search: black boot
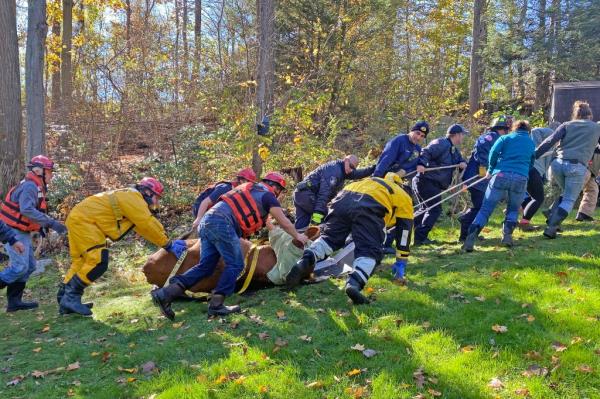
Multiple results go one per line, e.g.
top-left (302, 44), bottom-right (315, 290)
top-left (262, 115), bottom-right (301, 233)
top-left (0, 278), bottom-right (7, 290)
top-left (462, 225), bottom-right (482, 252)
top-left (458, 214), bottom-right (469, 242)
top-left (207, 294), bottom-right (241, 317)
top-left (501, 222), bottom-right (517, 247)
top-left (59, 275), bottom-right (93, 316)
top-left (543, 208), bottom-right (569, 239)
top-left (544, 197), bottom-right (562, 225)
top-left (6, 282), bottom-right (38, 312)
top-left (285, 250), bottom-right (316, 289)
top-left (575, 212), bottom-right (594, 222)
top-left (344, 277), bottom-right (370, 305)
top-left (150, 282), bottom-right (185, 320)
top-left (57, 283), bottom-right (93, 314)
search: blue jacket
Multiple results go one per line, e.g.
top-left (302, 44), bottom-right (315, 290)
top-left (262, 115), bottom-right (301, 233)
top-left (416, 137), bottom-right (466, 188)
top-left (464, 130), bottom-right (501, 191)
top-left (374, 134), bottom-right (421, 177)
top-left (296, 159), bottom-right (375, 215)
top-left (489, 130), bottom-right (535, 177)
top-left (10, 180), bottom-right (54, 227)
top-left (0, 220), bottom-right (17, 245)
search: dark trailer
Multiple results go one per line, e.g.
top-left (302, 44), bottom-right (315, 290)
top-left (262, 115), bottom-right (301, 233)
top-left (551, 81), bottom-right (600, 123)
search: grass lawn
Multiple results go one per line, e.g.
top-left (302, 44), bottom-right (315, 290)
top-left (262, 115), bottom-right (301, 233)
top-left (1, 211), bottom-right (600, 399)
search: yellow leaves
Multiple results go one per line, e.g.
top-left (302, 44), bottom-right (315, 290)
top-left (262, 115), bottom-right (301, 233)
top-left (258, 385), bottom-right (269, 393)
top-left (346, 368), bottom-right (363, 377)
top-left (172, 321), bottom-right (184, 329)
top-left (306, 380), bottom-right (324, 389)
top-left (284, 75), bottom-right (293, 85)
top-left (258, 146), bottom-right (270, 161)
top-left (41, 324), bottom-right (50, 333)
top-left (117, 366), bottom-right (137, 374)
top-left (215, 374), bottom-right (228, 384)
top-left (275, 310), bottom-right (286, 320)
top-left (460, 345), bottom-right (475, 353)
top-left (293, 135), bottom-right (302, 144)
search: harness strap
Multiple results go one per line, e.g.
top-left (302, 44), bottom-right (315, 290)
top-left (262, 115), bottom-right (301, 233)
top-left (164, 248), bottom-right (189, 287)
top-left (370, 177), bottom-right (394, 194)
top-left (108, 192), bottom-right (124, 231)
top-left (237, 245), bottom-right (260, 294)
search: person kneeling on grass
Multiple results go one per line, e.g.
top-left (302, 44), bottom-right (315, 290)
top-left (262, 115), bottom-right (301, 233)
top-left (463, 120), bottom-right (535, 252)
top-left (286, 172), bottom-right (413, 304)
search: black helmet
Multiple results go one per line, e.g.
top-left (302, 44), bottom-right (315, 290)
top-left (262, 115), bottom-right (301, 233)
top-left (490, 115), bottom-right (510, 130)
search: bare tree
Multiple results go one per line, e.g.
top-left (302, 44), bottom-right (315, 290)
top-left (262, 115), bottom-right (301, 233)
top-left (193, 0), bottom-right (201, 78)
top-left (0, 0), bottom-right (23, 195)
top-left (253, 0), bottom-right (275, 175)
top-left (469, 0), bottom-right (486, 116)
top-left (26, 0), bottom-right (48, 159)
top-left (61, 0), bottom-right (73, 114)
top-left (50, 18), bottom-right (61, 112)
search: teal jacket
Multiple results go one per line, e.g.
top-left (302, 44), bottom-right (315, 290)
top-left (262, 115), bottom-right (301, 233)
top-left (489, 130), bottom-right (535, 177)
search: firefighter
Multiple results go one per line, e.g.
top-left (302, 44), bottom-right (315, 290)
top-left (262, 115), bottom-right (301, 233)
top-left (293, 155), bottom-right (374, 230)
top-left (0, 155), bottom-right (67, 312)
top-left (413, 124), bottom-right (467, 245)
top-left (58, 177), bottom-right (187, 316)
top-left (373, 121), bottom-right (428, 178)
top-left (535, 101), bottom-right (600, 238)
top-left (151, 172), bottom-right (308, 319)
top-left (286, 172), bottom-right (414, 305)
top-left (459, 116), bottom-right (511, 240)
top-left (192, 168), bottom-right (257, 229)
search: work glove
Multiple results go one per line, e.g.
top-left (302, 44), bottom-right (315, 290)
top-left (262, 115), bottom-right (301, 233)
top-left (164, 240), bottom-right (187, 259)
top-left (310, 212), bottom-right (325, 225)
top-left (391, 258), bottom-right (407, 281)
top-left (478, 166), bottom-right (487, 177)
top-left (50, 220), bottom-right (67, 235)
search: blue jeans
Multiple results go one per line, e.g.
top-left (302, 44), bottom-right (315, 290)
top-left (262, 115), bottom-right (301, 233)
top-left (0, 229), bottom-right (36, 283)
top-left (550, 158), bottom-right (588, 213)
top-left (172, 212), bottom-right (244, 296)
top-left (473, 172), bottom-right (528, 228)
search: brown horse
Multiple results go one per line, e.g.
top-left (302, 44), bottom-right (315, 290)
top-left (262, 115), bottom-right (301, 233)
top-left (142, 227), bottom-right (319, 293)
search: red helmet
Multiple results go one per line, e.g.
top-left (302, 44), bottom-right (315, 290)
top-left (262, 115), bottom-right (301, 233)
top-left (262, 171), bottom-right (286, 190)
top-left (28, 155), bottom-right (55, 170)
top-left (236, 168), bottom-right (257, 183)
top-left (139, 177), bottom-right (164, 197)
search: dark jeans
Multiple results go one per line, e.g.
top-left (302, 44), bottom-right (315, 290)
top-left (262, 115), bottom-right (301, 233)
top-left (172, 212), bottom-right (244, 296)
top-left (413, 177), bottom-right (443, 242)
top-left (522, 168), bottom-right (545, 220)
top-left (473, 172), bottom-right (528, 228)
top-left (459, 188), bottom-right (485, 238)
top-left (293, 189), bottom-right (315, 230)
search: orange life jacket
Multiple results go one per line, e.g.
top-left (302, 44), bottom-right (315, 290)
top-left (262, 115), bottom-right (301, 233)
top-left (221, 182), bottom-right (268, 237)
top-left (0, 172), bottom-right (47, 232)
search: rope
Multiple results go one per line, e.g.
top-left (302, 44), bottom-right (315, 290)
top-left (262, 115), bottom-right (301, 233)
top-left (413, 174), bottom-right (480, 210)
top-left (414, 176), bottom-right (488, 218)
top-left (403, 163), bottom-right (462, 179)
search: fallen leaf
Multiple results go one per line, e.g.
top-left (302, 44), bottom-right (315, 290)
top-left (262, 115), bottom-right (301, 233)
top-left (522, 364), bottom-right (548, 378)
top-left (215, 374), bottom-right (228, 384)
top-left (66, 362), bottom-right (80, 372)
top-left (32, 347), bottom-right (42, 353)
top-left (351, 343), bottom-right (366, 351)
top-left (461, 345), bottom-right (475, 352)
top-left (347, 368), bottom-right (362, 377)
top-left (234, 375), bottom-right (246, 384)
top-left (41, 325), bottom-right (50, 333)
top-left (491, 271), bottom-right (502, 279)
top-left (428, 388), bottom-right (442, 397)
top-left (521, 303), bottom-right (531, 308)
top-left (594, 349), bottom-right (600, 356)
top-left (515, 388), bottom-right (530, 396)
top-left (527, 314), bottom-right (535, 323)
top-left (102, 352), bottom-right (111, 363)
top-left (141, 361), bottom-right (157, 374)
top-left (365, 287), bottom-right (374, 294)
top-left (551, 342), bottom-right (568, 352)
top-left (117, 366), bottom-right (137, 374)
top-left (571, 336), bottom-right (583, 345)
top-left (474, 296), bottom-right (486, 302)
top-left (276, 310), bottom-right (286, 320)
top-left (274, 337), bottom-right (288, 347)
top-left (127, 377), bottom-right (136, 383)
top-left (524, 351), bottom-right (542, 360)
top-left (488, 377), bottom-right (504, 390)
top-left (306, 380), bottom-right (324, 389)
top-left (172, 322), bottom-right (184, 329)
top-left (413, 368), bottom-right (426, 388)
top-left (229, 321), bottom-right (240, 329)
top-left (6, 375), bottom-right (24, 386)
top-left (576, 364), bottom-right (593, 373)
top-left (258, 332), bottom-right (270, 340)
top-left (258, 385), bottom-right (268, 393)
top-left (421, 321), bottom-right (431, 328)
top-left (72, 380), bottom-right (81, 386)
top-left (196, 374), bottom-right (208, 383)
top-left (492, 325), bottom-right (508, 333)
top-left (157, 336), bottom-right (168, 342)
top-left (31, 370), bottom-right (46, 378)
top-left (362, 349), bottom-right (378, 358)
top-left (298, 335), bottom-right (312, 342)
top-left (91, 352), bottom-right (100, 357)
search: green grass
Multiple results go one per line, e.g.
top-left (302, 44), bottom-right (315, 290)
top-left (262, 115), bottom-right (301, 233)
top-left (1, 211), bottom-right (600, 398)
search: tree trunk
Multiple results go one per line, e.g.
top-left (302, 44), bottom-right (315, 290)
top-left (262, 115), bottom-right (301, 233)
top-left (60, 0), bottom-right (73, 115)
top-left (26, 0), bottom-right (48, 159)
top-left (0, 0), bottom-right (23, 195)
top-left (193, 0), bottom-right (201, 78)
top-left (50, 20), bottom-right (61, 112)
top-left (534, 0), bottom-right (547, 110)
top-left (468, 0), bottom-right (486, 116)
top-left (253, 0), bottom-right (275, 175)
top-left (182, 0), bottom-right (189, 81)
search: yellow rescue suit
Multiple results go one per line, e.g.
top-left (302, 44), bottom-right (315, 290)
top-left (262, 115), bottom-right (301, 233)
top-left (64, 188), bottom-right (169, 284)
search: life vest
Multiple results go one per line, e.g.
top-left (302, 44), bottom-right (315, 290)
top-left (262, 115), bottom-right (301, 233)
top-left (191, 181), bottom-right (231, 217)
top-left (0, 172), bottom-right (47, 232)
top-left (221, 182), bottom-right (269, 237)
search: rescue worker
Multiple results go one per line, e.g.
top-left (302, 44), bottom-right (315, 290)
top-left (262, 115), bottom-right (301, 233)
top-left (58, 177), bottom-right (187, 316)
top-left (192, 168), bottom-right (257, 229)
top-left (372, 121), bottom-right (429, 178)
top-left (286, 172), bottom-right (414, 305)
top-left (535, 101), bottom-right (600, 238)
top-left (463, 120), bottom-right (536, 251)
top-left (0, 156), bottom-right (67, 312)
top-left (575, 146), bottom-right (600, 221)
top-left (459, 116), bottom-right (511, 241)
top-left (518, 123), bottom-right (559, 230)
top-left (413, 124), bottom-right (467, 245)
top-left (293, 155), bottom-right (374, 230)
top-left (151, 172), bottom-right (308, 319)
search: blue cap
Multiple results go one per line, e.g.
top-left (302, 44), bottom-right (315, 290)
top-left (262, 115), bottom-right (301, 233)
top-left (447, 124), bottom-right (469, 135)
top-left (411, 121), bottom-right (430, 136)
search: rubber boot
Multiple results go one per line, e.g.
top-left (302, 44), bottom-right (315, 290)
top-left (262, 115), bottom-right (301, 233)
top-left (544, 197), bottom-right (562, 224)
top-left (59, 275), bottom-right (93, 316)
top-left (344, 276), bottom-right (370, 305)
top-left (458, 214), bottom-right (469, 242)
top-left (285, 250), bottom-right (316, 289)
top-left (6, 281), bottom-right (38, 312)
top-left (462, 225), bottom-right (482, 252)
top-left (543, 208), bottom-right (569, 239)
top-left (57, 282), bottom-right (93, 314)
top-left (575, 212), bottom-right (594, 222)
top-left (150, 282), bottom-right (186, 320)
top-left (207, 294), bottom-right (241, 317)
top-left (501, 222), bottom-right (517, 247)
